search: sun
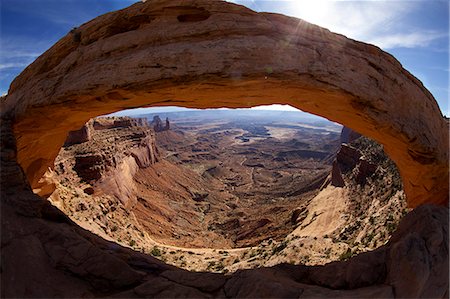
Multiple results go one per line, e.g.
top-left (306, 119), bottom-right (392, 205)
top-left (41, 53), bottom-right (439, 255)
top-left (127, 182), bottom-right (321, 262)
top-left (288, 0), bottom-right (331, 27)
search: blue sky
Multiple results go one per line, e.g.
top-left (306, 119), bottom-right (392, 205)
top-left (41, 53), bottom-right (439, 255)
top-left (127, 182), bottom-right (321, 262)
top-left (1, 0), bottom-right (448, 115)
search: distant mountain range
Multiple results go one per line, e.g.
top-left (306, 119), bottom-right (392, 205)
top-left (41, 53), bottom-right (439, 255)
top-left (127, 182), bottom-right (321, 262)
top-left (107, 106), bottom-right (332, 123)
top-left (110, 107), bottom-right (339, 127)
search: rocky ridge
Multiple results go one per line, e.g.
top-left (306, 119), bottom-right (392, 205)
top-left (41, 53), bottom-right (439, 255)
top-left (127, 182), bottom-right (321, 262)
top-left (51, 117), bottom-right (157, 208)
top-left (48, 116), bottom-right (236, 250)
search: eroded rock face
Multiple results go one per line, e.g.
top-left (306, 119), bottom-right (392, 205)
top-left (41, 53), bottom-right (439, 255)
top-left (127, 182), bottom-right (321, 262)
top-left (64, 122), bottom-right (92, 146)
top-left (55, 117), bottom-right (158, 208)
top-left (0, 0), bottom-right (447, 207)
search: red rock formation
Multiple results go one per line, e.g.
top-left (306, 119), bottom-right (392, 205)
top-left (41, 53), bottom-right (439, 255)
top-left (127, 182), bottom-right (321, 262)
top-left (151, 115), bottom-right (170, 132)
top-left (355, 159), bottom-right (377, 185)
top-left (336, 144), bottom-right (361, 173)
top-left (64, 122), bottom-right (92, 146)
top-left (92, 117), bottom-right (149, 130)
top-left (331, 160), bottom-right (345, 187)
top-left (165, 117), bottom-right (170, 130)
top-left (1, 127), bottom-right (447, 297)
top-left (58, 117), bottom-right (158, 207)
top-left (332, 129), bottom-right (388, 187)
top-left (1, 0), bottom-right (447, 207)
top-left (0, 0), bottom-right (448, 296)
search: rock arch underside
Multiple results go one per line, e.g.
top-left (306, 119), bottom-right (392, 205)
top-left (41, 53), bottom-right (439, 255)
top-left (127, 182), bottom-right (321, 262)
top-left (0, 0), bottom-right (448, 298)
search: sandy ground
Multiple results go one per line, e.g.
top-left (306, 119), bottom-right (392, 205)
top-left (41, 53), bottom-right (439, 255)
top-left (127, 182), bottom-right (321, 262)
top-left (292, 186), bottom-right (348, 238)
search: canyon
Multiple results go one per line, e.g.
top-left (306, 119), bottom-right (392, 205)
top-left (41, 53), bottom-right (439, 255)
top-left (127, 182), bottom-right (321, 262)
top-left (43, 111), bottom-right (410, 275)
top-left (48, 113), bottom-right (340, 248)
top-left (1, 0), bottom-right (448, 297)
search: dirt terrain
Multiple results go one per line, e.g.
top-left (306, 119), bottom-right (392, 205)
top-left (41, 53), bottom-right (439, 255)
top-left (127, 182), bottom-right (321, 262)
top-left (154, 116), bottom-right (340, 247)
top-left (47, 111), bottom-right (408, 273)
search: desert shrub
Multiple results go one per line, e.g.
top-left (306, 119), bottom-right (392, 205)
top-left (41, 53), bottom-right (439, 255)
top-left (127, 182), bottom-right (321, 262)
top-left (339, 248), bottom-right (353, 261)
top-left (151, 246), bottom-right (161, 257)
top-left (272, 241), bottom-right (287, 255)
top-left (215, 262), bottom-right (225, 271)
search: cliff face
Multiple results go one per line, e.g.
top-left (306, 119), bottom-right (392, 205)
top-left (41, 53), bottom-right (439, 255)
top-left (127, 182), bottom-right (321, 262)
top-left (49, 119), bottom-right (407, 270)
top-left (287, 127), bottom-right (408, 263)
top-left (48, 116), bottom-right (234, 249)
top-left (55, 117), bottom-right (158, 208)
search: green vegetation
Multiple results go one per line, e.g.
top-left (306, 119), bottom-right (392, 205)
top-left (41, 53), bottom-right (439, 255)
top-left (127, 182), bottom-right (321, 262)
top-left (339, 248), bottom-right (353, 261)
top-left (272, 241), bottom-right (287, 255)
top-left (150, 246), bottom-right (162, 257)
top-left (215, 262), bottom-right (225, 272)
top-left (386, 222), bottom-right (397, 233)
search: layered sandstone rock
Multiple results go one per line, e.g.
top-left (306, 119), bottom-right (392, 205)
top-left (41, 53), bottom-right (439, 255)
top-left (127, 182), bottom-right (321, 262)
top-left (55, 117), bottom-right (158, 207)
top-left (0, 0), bottom-right (447, 207)
top-left (331, 128), bottom-right (378, 187)
top-left (64, 122), bottom-right (92, 146)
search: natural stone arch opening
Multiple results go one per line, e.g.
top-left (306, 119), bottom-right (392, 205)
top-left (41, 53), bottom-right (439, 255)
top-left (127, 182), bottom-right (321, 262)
top-left (1, 0), bottom-right (448, 297)
top-left (2, 0), bottom-right (448, 208)
top-left (48, 107), bottom-right (361, 271)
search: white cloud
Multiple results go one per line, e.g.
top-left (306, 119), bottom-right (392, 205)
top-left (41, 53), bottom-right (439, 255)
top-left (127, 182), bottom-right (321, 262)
top-left (367, 31), bottom-right (448, 49)
top-left (0, 50), bottom-right (41, 59)
top-left (287, 0), bottom-right (447, 49)
top-left (232, 1), bottom-right (447, 50)
top-left (0, 62), bottom-right (30, 70)
top-left (0, 36), bottom-right (55, 73)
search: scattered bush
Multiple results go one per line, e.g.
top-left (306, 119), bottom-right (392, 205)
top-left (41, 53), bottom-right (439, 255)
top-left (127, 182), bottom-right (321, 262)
top-left (151, 246), bottom-right (161, 257)
top-left (215, 262), bottom-right (225, 272)
top-left (339, 248), bottom-right (353, 261)
top-left (272, 241), bottom-right (287, 255)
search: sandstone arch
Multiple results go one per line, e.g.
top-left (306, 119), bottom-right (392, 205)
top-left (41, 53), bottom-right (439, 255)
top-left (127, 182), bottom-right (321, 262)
top-left (1, 0), bottom-right (448, 208)
top-left (1, 1), bottom-right (449, 297)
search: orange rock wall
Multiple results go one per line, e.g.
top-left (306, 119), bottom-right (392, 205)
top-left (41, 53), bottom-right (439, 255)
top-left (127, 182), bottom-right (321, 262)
top-left (1, 0), bottom-right (448, 207)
